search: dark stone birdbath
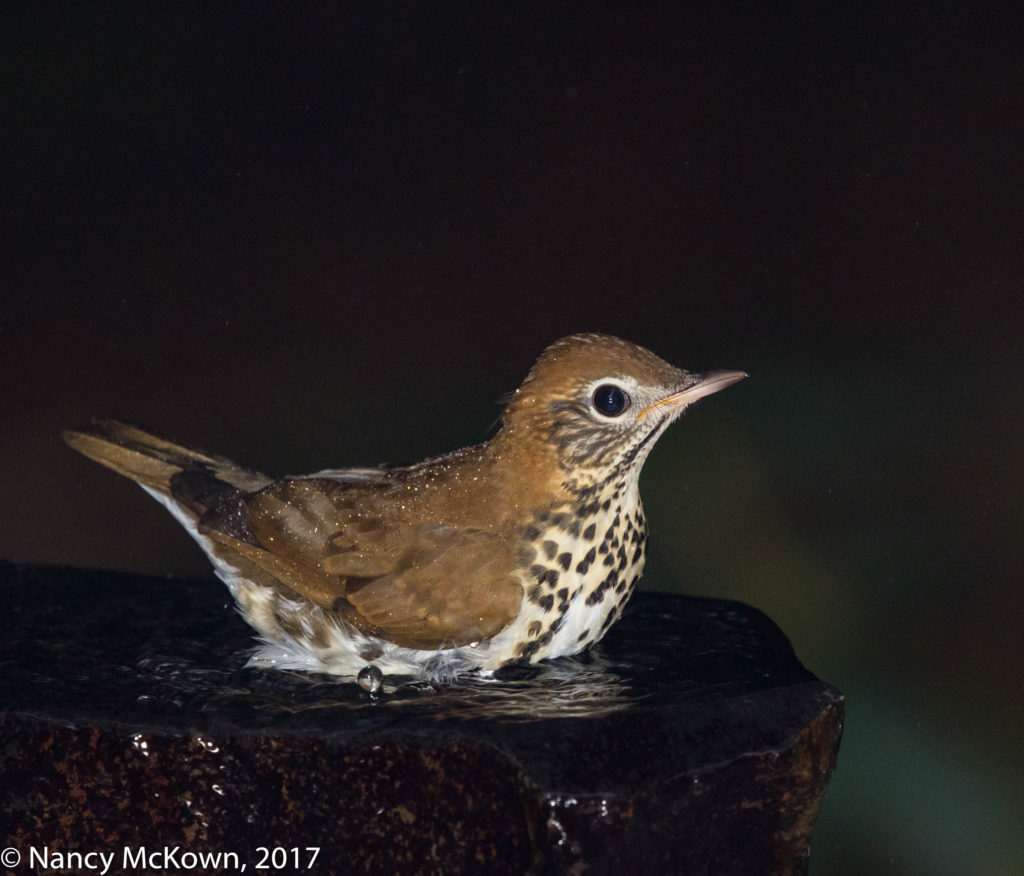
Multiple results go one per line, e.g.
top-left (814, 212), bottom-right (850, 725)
top-left (0, 560), bottom-right (842, 875)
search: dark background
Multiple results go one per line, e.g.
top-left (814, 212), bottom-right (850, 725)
top-left (4, 5), bottom-right (1022, 872)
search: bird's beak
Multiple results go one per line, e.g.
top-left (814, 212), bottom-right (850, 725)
top-left (638, 370), bottom-right (747, 419)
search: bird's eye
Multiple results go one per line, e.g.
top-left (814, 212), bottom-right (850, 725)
top-left (591, 384), bottom-right (630, 417)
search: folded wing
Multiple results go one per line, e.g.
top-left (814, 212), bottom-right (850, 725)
top-left (233, 478), bottom-right (524, 650)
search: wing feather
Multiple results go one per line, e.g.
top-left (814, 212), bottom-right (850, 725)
top-left (237, 478), bottom-right (523, 649)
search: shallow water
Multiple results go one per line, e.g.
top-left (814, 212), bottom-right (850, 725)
top-left (2, 561), bottom-right (816, 734)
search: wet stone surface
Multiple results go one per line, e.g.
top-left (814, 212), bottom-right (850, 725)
top-left (0, 561), bottom-right (843, 875)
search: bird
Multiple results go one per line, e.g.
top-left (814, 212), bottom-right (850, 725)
top-left (64, 333), bottom-right (745, 681)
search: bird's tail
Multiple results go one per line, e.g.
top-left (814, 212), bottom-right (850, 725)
top-left (63, 420), bottom-right (271, 496)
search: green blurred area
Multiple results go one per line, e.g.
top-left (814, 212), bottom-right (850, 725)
top-left (642, 341), bottom-right (1023, 874)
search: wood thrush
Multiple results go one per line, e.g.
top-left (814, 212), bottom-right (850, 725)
top-left (64, 334), bottom-right (745, 680)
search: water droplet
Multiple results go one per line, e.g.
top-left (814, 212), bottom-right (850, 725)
top-left (358, 664), bottom-right (383, 694)
top-left (194, 735), bottom-right (220, 753)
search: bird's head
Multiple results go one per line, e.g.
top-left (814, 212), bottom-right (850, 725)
top-left (498, 333), bottom-right (746, 494)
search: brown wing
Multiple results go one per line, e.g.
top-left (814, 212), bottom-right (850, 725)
top-left (218, 478), bottom-right (524, 650)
